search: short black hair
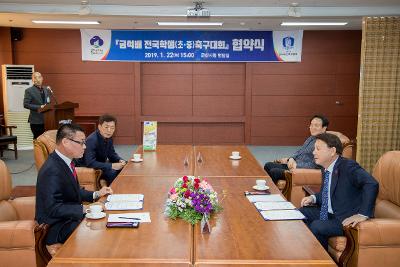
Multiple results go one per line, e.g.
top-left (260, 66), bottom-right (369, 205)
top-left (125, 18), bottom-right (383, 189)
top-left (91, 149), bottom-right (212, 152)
top-left (56, 123), bottom-right (84, 144)
top-left (99, 114), bottom-right (117, 125)
top-left (315, 133), bottom-right (343, 155)
top-left (310, 114), bottom-right (329, 128)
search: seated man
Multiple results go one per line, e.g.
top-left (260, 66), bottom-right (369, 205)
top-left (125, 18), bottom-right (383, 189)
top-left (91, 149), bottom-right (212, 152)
top-left (299, 133), bottom-right (379, 250)
top-left (35, 123), bottom-right (113, 254)
top-left (264, 114), bottom-right (329, 184)
top-left (83, 114), bottom-right (126, 186)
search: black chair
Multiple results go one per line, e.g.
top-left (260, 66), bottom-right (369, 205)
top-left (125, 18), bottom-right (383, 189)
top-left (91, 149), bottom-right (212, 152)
top-left (0, 115), bottom-right (18, 159)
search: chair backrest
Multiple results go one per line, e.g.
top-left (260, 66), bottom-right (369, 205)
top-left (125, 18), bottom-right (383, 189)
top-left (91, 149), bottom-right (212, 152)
top-left (33, 130), bottom-right (57, 170)
top-left (326, 130), bottom-right (355, 160)
top-left (372, 151), bottom-right (400, 219)
top-left (0, 160), bottom-right (18, 221)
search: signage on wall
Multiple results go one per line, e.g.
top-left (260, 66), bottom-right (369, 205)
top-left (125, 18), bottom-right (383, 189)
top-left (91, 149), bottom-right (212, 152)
top-left (80, 29), bottom-right (303, 62)
top-left (143, 121), bottom-right (157, 151)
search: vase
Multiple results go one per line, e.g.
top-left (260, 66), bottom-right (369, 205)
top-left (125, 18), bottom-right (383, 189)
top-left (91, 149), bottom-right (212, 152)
top-left (200, 213), bottom-right (211, 233)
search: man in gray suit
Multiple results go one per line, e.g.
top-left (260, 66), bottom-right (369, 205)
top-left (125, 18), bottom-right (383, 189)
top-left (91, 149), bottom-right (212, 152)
top-left (23, 72), bottom-right (52, 138)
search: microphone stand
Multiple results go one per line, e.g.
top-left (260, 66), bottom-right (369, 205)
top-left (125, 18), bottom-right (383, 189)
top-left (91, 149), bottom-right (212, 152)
top-left (46, 86), bottom-right (58, 105)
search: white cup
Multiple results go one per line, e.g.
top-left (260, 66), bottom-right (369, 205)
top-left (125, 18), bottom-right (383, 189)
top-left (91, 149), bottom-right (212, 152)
top-left (256, 179), bottom-right (267, 189)
top-left (86, 204), bottom-right (102, 215)
top-left (133, 153), bottom-right (142, 161)
top-left (232, 151), bottom-right (240, 158)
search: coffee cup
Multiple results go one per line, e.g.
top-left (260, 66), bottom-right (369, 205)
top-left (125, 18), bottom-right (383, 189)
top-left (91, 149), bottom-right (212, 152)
top-left (133, 153), bottom-right (142, 161)
top-left (86, 204), bottom-right (102, 215)
top-left (256, 179), bottom-right (267, 189)
top-left (232, 151), bottom-right (240, 158)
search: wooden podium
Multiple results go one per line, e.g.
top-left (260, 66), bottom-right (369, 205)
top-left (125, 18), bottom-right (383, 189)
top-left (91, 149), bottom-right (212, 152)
top-left (39, 101), bottom-right (79, 131)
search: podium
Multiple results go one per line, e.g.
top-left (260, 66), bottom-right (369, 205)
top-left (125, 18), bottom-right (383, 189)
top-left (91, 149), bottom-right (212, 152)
top-left (39, 101), bottom-right (79, 131)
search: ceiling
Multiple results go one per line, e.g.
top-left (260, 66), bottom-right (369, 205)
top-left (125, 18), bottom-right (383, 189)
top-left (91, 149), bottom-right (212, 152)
top-left (0, 0), bottom-right (400, 30)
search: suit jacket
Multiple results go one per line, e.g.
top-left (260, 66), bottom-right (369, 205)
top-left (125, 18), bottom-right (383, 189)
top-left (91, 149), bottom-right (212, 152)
top-left (315, 156), bottom-right (379, 222)
top-left (35, 152), bottom-right (94, 228)
top-left (81, 130), bottom-right (122, 172)
top-left (23, 85), bottom-right (51, 124)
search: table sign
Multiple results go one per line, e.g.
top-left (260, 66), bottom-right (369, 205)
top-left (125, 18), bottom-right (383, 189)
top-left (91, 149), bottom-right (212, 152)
top-left (143, 121), bottom-right (157, 151)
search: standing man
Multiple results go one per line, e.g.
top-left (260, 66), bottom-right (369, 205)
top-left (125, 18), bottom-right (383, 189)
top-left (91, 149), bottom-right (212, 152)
top-left (82, 114), bottom-right (126, 187)
top-left (264, 114), bottom-right (329, 184)
top-left (23, 72), bottom-right (52, 139)
top-left (299, 133), bottom-right (378, 250)
top-left (35, 123), bottom-right (113, 254)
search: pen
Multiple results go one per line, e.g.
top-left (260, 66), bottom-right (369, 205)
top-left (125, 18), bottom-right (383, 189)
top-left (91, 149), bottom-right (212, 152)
top-left (118, 216), bottom-right (141, 220)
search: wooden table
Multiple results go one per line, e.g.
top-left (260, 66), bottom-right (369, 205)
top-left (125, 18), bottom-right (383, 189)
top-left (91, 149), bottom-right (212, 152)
top-left (193, 177), bottom-right (336, 267)
top-left (49, 176), bottom-right (192, 267)
top-left (120, 145), bottom-right (194, 176)
top-left (194, 145), bottom-right (268, 177)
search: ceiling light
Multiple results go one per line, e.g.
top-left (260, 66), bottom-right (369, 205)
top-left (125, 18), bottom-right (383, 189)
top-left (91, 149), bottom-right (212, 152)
top-left (281, 22), bottom-right (348, 26)
top-left (32, 20), bottom-right (100, 25)
top-left (157, 22), bottom-right (223, 26)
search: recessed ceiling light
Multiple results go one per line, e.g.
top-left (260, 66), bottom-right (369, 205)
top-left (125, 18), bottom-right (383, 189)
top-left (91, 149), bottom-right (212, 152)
top-left (157, 22), bottom-right (223, 26)
top-left (32, 20), bottom-right (100, 25)
top-left (281, 22), bottom-right (348, 26)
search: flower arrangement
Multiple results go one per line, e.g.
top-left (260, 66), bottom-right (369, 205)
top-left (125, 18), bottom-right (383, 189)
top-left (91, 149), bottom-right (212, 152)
top-left (165, 176), bottom-right (222, 225)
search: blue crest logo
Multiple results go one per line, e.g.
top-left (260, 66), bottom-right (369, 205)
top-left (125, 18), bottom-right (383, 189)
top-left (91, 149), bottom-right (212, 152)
top-left (90, 36), bottom-right (104, 48)
top-left (282, 36), bottom-right (295, 50)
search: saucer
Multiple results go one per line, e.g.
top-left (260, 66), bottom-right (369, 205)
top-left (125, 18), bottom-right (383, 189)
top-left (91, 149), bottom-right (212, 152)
top-left (229, 155), bottom-right (242, 160)
top-left (131, 158), bottom-right (143, 163)
top-left (253, 185), bottom-right (269, 191)
top-left (86, 211), bottom-right (106, 220)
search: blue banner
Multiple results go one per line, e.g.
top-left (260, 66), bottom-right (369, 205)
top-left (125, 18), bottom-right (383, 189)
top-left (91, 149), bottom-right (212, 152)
top-left (81, 30), bottom-right (303, 62)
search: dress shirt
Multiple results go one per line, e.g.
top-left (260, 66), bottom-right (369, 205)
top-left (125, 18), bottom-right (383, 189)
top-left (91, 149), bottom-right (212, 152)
top-left (291, 136), bottom-right (318, 169)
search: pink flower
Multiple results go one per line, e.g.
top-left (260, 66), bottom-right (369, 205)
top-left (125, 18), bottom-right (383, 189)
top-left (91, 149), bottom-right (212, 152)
top-left (182, 183), bottom-right (188, 188)
top-left (170, 193), bottom-right (178, 201)
top-left (169, 187), bottom-right (176, 194)
top-left (194, 178), bottom-right (200, 184)
top-left (183, 176), bottom-right (188, 182)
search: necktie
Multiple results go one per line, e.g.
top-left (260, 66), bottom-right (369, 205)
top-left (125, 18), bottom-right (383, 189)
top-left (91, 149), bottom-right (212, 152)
top-left (320, 170), bottom-right (330, 220)
top-left (70, 162), bottom-right (78, 182)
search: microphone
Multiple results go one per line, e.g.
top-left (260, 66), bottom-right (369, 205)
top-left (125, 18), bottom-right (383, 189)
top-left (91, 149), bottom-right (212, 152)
top-left (46, 86), bottom-right (58, 104)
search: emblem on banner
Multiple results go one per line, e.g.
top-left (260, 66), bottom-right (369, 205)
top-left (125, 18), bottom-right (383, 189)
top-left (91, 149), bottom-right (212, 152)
top-left (282, 36), bottom-right (295, 50)
top-left (90, 36), bottom-right (104, 48)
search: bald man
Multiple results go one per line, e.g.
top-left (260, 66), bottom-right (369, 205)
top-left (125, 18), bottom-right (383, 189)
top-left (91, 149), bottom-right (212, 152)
top-left (23, 72), bottom-right (52, 138)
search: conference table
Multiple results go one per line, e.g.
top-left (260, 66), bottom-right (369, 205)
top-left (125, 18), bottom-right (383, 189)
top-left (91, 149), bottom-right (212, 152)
top-left (48, 145), bottom-right (336, 267)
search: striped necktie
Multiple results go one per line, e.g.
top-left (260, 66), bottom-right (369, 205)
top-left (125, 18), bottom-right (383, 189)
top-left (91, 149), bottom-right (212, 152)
top-left (70, 161), bottom-right (78, 182)
top-left (320, 170), bottom-right (330, 220)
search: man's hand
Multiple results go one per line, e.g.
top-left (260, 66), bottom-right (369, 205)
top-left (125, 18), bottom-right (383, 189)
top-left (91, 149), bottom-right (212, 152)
top-left (40, 104), bottom-right (46, 109)
top-left (287, 158), bottom-right (297, 170)
top-left (342, 214), bottom-right (368, 227)
top-left (98, 186), bottom-right (113, 197)
top-left (119, 159), bottom-right (127, 166)
top-left (112, 162), bottom-right (125, 170)
top-left (301, 196), bottom-right (314, 207)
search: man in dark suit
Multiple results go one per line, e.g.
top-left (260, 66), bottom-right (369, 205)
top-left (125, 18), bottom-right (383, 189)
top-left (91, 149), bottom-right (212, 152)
top-left (81, 114), bottom-right (126, 187)
top-left (299, 133), bottom-right (379, 250)
top-left (23, 72), bottom-right (52, 138)
top-left (35, 123), bottom-right (113, 254)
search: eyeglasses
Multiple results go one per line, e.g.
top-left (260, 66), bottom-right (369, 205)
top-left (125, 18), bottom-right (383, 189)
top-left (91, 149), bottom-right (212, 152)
top-left (67, 138), bottom-right (86, 146)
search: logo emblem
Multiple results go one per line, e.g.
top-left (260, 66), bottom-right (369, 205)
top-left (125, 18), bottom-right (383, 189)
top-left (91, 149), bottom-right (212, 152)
top-left (282, 36), bottom-right (295, 50)
top-left (90, 36), bottom-right (104, 48)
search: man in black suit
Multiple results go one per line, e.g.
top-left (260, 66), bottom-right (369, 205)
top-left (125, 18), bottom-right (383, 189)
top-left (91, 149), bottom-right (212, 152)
top-left (299, 133), bottom-right (379, 250)
top-left (23, 72), bottom-right (52, 138)
top-left (35, 123), bottom-right (113, 254)
top-left (81, 114), bottom-right (126, 187)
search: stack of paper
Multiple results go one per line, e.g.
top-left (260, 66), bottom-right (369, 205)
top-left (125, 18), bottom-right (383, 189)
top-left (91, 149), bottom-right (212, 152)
top-left (246, 194), bottom-right (305, 221)
top-left (107, 213), bottom-right (151, 223)
top-left (105, 194), bottom-right (144, 211)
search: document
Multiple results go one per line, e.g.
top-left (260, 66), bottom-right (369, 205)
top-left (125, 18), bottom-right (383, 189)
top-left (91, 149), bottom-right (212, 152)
top-left (254, 201), bottom-right (296, 211)
top-left (107, 212), bottom-right (151, 223)
top-left (107, 194), bottom-right (144, 202)
top-left (246, 194), bottom-right (286, 203)
top-left (105, 201), bottom-right (143, 211)
top-left (260, 210), bottom-right (305, 221)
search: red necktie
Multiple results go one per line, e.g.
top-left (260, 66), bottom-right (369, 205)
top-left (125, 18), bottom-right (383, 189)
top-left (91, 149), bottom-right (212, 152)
top-left (70, 162), bottom-right (78, 181)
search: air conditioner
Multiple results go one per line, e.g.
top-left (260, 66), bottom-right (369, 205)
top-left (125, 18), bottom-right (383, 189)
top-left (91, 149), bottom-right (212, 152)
top-left (1, 64), bottom-right (34, 149)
